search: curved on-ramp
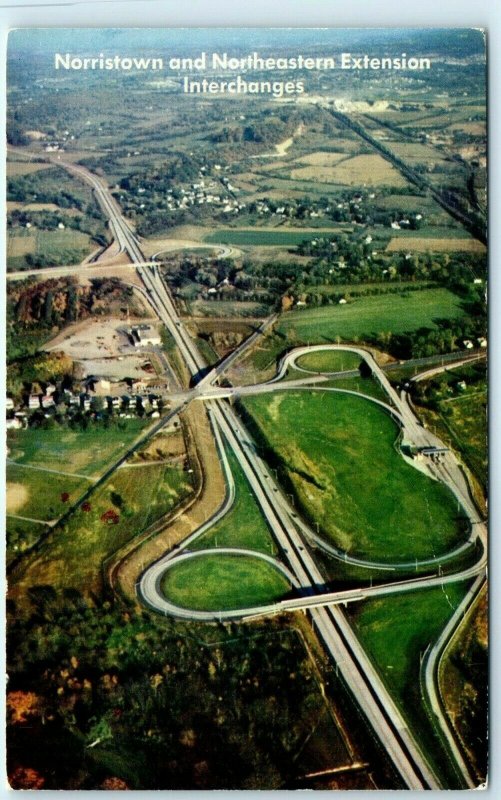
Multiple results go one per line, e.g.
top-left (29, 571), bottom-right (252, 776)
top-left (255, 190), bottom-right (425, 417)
top-left (140, 546), bottom-right (299, 621)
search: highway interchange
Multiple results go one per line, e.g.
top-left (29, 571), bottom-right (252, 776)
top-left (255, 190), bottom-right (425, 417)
top-left (36, 158), bottom-right (486, 790)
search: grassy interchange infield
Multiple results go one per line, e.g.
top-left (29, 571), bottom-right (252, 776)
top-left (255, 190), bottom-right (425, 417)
top-left (241, 391), bottom-right (468, 563)
top-left (278, 288), bottom-right (464, 343)
top-left (160, 552), bottom-right (292, 612)
top-left (321, 375), bottom-right (393, 405)
top-left (348, 582), bottom-right (470, 787)
top-left (295, 349), bottom-right (362, 373)
top-left (192, 448), bottom-right (278, 555)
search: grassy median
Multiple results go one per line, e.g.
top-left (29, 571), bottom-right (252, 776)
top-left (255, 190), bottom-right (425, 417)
top-left (191, 447), bottom-right (277, 555)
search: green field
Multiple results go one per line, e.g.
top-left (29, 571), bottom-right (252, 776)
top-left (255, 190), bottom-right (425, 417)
top-left (203, 229), bottom-right (347, 247)
top-left (349, 583), bottom-right (469, 786)
top-left (440, 390), bottom-right (487, 487)
top-left (7, 421), bottom-right (149, 477)
top-left (242, 391), bottom-right (467, 562)
top-left (414, 363), bottom-right (487, 491)
top-left (190, 299), bottom-right (269, 318)
top-left (192, 448), bottom-right (277, 554)
top-left (7, 227), bottom-right (94, 269)
top-left (7, 463), bottom-right (89, 522)
top-left (278, 288), bottom-right (464, 344)
top-left (321, 376), bottom-right (392, 405)
top-left (350, 584), bottom-right (467, 696)
top-left (425, 385), bottom-right (487, 491)
top-left (295, 350), bottom-right (362, 373)
top-left (243, 332), bottom-right (289, 376)
top-left (313, 280), bottom-right (437, 297)
top-left (11, 460), bottom-right (193, 597)
top-left (161, 552), bottom-right (292, 611)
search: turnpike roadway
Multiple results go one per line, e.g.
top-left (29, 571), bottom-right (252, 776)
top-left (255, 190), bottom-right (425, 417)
top-left (137, 292), bottom-right (484, 789)
top-left (137, 274), bottom-right (441, 790)
top-left (61, 159), bottom-right (481, 789)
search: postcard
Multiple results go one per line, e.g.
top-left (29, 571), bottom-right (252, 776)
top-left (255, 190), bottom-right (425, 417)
top-left (5, 27), bottom-right (487, 790)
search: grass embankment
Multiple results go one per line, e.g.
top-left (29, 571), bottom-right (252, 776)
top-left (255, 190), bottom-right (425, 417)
top-left (413, 364), bottom-right (487, 493)
top-left (241, 391), bottom-right (467, 562)
top-left (192, 448), bottom-right (277, 555)
top-left (349, 583), bottom-right (471, 787)
top-left (321, 376), bottom-right (392, 405)
top-left (161, 552), bottom-right (292, 612)
top-left (440, 585), bottom-right (487, 784)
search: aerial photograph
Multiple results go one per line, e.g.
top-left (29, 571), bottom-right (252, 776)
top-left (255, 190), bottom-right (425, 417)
top-left (5, 27), bottom-right (487, 790)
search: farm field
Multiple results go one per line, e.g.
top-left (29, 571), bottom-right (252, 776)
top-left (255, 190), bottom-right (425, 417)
top-left (161, 552), bottom-right (292, 612)
top-left (7, 421), bottom-right (149, 477)
top-left (6, 202), bottom-right (84, 215)
top-left (388, 141), bottom-right (449, 163)
top-left (298, 153), bottom-right (410, 188)
top-left (189, 299), bottom-right (268, 318)
top-left (313, 281), bottom-right (436, 297)
top-left (7, 226), bottom-right (94, 269)
top-left (10, 459), bottom-right (193, 599)
top-left (203, 228), bottom-right (349, 247)
top-left (192, 448), bottom-right (277, 555)
top-left (290, 159), bottom-right (352, 180)
top-left (291, 150), bottom-right (354, 166)
top-left (242, 174), bottom-right (352, 196)
top-left (277, 288), bottom-right (465, 343)
top-left (241, 391), bottom-right (467, 562)
top-left (386, 237), bottom-right (485, 253)
top-left (7, 159), bottom-right (52, 176)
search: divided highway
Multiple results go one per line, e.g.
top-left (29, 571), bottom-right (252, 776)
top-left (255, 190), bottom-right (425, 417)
top-left (61, 159), bottom-right (485, 790)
